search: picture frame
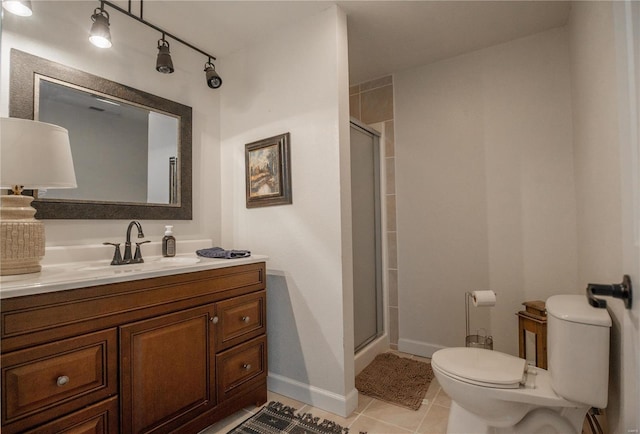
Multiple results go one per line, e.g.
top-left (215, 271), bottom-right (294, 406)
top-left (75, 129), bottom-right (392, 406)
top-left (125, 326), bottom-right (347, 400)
top-left (245, 132), bottom-right (292, 208)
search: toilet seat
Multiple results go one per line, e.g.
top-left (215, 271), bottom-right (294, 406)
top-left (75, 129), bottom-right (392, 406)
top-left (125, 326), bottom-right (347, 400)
top-left (431, 347), bottom-right (527, 389)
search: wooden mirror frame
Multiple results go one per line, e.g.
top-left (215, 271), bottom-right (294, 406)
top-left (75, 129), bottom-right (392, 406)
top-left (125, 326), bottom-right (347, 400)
top-left (9, 49), bottom-right (193, 220)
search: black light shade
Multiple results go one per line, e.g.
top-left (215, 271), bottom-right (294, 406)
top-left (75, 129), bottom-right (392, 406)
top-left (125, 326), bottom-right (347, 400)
top-left (89, 7), bottom-right (112, 48)
top-left (204, 62), bottom-right (222, 89)
top-left (156, 38), bottom-right (174, 74)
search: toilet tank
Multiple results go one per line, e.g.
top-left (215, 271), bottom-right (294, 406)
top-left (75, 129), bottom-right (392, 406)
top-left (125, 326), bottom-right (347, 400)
top-left (546, 295), bottom-right (611, 409)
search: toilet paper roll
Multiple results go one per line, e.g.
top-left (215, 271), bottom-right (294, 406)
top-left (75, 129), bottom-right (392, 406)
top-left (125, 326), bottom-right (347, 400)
top-left (472, 290), bottom-right (496, 307)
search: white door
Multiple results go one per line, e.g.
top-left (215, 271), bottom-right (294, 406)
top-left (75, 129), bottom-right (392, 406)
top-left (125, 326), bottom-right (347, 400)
top-left (615, 1), bottom-right (640, 431)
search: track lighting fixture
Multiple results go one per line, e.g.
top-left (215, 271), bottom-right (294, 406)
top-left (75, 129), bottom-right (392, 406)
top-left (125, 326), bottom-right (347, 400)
top-left (2, 0), bottom-right (33, 16)
top-left (156, 36), bottom-right (174, 74)
top-left (84, 1), bottom-right (220, 88)
top-left (89, 4), bottom-right (112, 48)
top-left (204, 60), bottom-right (222, 89)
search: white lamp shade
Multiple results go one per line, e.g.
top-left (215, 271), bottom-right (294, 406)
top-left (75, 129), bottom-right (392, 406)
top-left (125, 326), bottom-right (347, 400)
top-left (1, 117), bottom-right (77, 190)
top-left (2, 0), bottom-right (32, 17)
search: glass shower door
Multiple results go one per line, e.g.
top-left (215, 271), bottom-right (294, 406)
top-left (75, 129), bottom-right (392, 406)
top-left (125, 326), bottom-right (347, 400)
top-left (351, 120), bottom-right (383, 353)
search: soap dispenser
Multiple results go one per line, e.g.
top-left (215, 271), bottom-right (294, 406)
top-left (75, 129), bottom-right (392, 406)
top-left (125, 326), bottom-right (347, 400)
top-left (162, 225), bottom-right (176, 257)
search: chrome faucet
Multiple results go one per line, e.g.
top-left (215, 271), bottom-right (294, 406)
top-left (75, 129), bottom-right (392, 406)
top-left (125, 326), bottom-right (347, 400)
top-left (123, 220), bottom-right (145, 263)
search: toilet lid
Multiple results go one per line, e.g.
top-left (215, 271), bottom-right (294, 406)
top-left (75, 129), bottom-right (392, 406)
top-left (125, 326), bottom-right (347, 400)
top-left (432, 347), bottom-right (527, 389)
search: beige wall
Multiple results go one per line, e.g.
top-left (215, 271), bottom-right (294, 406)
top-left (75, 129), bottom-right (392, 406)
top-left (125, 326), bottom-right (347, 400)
top-left (392, 4), bottom-right (639, 428)
top-left (219, 6), bottom-right (357, 416)
top-left (570, 3), bottom-right (623, 284)
top-left (1, 1), bottom-right (221, 247)
top-left (394, 27), bottom-right (577, 356)
top-left (350, 76), bottom-right (399, 348)
top-left (569, 2), bottom-right (639, 431)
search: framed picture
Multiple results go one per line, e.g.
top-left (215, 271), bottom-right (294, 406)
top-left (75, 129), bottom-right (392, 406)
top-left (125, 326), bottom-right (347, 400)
top-left (245, 132), bottom-right (292, 208)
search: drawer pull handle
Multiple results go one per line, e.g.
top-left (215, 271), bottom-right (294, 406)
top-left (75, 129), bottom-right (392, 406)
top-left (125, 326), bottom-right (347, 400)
top-left (57, 376), bottom-right (70, 387)
top-left (241, 316), bottom-right (250, 323)
top-left (211, 316), bottom-right (219, 324)
top-left (242, 363), bottom-right (252, 371)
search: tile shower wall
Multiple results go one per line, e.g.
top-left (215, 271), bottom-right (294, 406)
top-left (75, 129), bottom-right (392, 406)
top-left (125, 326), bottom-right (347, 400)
top-left (350, 76), bottom-right (398, 349)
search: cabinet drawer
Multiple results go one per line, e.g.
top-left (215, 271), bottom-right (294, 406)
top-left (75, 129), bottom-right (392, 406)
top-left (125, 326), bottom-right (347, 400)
top-left (216, 335), bottom-right (267, 401)
top-left (216, 291), bottom-right (266, 350)
top-left (23, 396), bottom-right (118, 434)
top-left (1, 329), bottom-right (117, 433)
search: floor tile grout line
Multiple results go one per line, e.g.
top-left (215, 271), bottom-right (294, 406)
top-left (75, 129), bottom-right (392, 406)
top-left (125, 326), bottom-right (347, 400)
top-left (356, 397), bottom-right (429, 433)
top-left (398, 352), bottom-right (436, 434)
top-left (358, 396), bottom-right (376, 415)
top-left (414, 387), bottom-right (439, 434)
top-left (347, 396), bottom-right (375, 429)
top-left (346, 411), bottom-right (364, 429)
top-left (352, 411), bottom-right (415, 433)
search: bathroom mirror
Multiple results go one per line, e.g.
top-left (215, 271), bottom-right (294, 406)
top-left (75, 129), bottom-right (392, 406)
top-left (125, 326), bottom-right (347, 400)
top-left (9, 49), bottom-right (192, 219)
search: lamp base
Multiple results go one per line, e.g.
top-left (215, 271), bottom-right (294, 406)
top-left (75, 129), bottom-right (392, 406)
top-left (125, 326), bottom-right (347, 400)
top-left (0, 194), bottom-right (45, 276)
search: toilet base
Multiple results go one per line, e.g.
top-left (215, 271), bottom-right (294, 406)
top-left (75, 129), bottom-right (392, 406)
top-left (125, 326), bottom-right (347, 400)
top-left (447, 401), bottom-right (492, 434)
top-left (446, 401), bottom-right (588, 434)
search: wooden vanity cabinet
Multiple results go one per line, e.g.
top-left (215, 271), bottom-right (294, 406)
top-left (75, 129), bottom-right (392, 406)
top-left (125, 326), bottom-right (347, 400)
top-left (120, 305), bottom-right (216, 433)
top-left (1, 262), bottom-right (268, 434)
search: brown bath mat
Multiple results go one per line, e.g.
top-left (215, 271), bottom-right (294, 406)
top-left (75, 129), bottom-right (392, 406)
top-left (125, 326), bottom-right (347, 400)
top-left (355, 352), bottom-right (434, 411)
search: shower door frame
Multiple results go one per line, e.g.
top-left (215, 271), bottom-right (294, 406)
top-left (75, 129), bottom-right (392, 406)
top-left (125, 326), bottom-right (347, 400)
top-left (350, 118), bottom-right (384, 354)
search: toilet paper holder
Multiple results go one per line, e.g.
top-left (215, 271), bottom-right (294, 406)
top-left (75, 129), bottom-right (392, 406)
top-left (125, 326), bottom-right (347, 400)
top-left (465, 291), bottom-right (495, 350)
top-left (586, 274), bottom-right (632, 309)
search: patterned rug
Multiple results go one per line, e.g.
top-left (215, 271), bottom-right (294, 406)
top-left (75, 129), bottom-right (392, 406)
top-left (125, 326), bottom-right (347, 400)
top-left (355, 352), bottom-right (434, 410)
top-left (228, 401), bottom-right (350, 433)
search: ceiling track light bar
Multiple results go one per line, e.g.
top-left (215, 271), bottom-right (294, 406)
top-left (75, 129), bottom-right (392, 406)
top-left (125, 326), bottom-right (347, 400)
top-left (100, 0), bottom-right (216, 61)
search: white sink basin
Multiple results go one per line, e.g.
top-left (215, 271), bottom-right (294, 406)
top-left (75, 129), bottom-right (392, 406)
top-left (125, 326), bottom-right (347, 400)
top-left (77, 256), bottom-right (200, 273)
top-left (152, 256), bottom-right (201, 265)
top-left (78, 262), bottom-right (127, 272)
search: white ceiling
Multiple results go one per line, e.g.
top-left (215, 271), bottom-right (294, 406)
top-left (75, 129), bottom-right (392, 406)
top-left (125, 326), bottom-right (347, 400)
top-left (113, 1), bottom-right (572, 84)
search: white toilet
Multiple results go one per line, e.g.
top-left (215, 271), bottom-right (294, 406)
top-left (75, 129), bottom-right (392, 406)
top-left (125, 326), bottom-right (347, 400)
top-left (431, 294), bottom-right (611, 434)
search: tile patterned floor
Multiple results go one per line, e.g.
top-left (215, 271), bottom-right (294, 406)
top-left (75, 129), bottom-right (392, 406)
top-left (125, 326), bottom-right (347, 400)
top-left (200, 350), bottom-right (601, 434)
top-left (200, 352), bottom-right (450, 434)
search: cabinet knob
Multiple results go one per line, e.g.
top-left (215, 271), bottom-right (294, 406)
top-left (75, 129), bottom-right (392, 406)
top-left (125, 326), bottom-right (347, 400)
top-left (242, 363), bottom-right (252, 371)
top-left (241, 316), bottom-right (250, 323)
top-left (211, 316), bottom-right (219, 324)
top-left (57, 375), bottom-right (70, 387)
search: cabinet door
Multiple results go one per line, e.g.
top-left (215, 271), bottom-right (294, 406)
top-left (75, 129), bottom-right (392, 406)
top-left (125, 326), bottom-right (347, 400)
top-left (120, 305), bottom-right (215, 434)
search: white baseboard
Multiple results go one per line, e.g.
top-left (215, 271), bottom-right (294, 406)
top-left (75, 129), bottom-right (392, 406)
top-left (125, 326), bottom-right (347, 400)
top-left (267, 372), bottom-right (358, 417)
top-left (354, 333), bottom-right (390, 375)
top-left (398, 338), bottom-right (447, 358)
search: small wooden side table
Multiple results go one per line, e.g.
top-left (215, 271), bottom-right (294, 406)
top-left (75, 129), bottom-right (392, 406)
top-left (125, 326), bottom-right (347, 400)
top-left (517, 300), bottom-right (547, 369)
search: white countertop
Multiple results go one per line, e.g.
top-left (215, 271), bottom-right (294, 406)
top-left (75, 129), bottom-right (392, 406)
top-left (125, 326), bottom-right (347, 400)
top-left (0, 254), bottom-right (268, 299)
